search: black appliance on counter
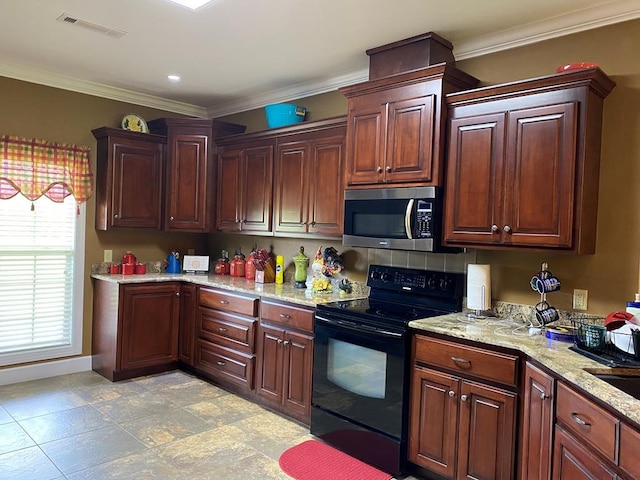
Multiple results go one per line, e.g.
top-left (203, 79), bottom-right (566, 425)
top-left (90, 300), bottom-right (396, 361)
top-left (311, 265), bottom-right (464, 476)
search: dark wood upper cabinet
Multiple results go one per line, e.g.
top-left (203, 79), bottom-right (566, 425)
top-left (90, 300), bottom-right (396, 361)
top-left (148, 117), bottom-right (245, 232)
top-left (92, 127), bottom-right (165, 230)
top-left (340, 64), bottom-right (478, 188)
top-left (215, 116), bottom-right (346, 237)
top-left (444, 68), bottom-right (615, 254)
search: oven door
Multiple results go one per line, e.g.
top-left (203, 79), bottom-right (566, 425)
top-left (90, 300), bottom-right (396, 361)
top-left (311, 313), bottom-right (407, 439)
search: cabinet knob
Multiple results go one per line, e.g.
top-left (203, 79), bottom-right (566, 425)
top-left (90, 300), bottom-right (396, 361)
top-left (503, 225), bottom-right (512, 233)
top-left (540, 392), bottom-right (549, 401)
top-left (175, 292), bottom-right (180, 297)
top-left (461, 394), bottom-right (468, 402)
top-left (310, 221), bottom-right (316, 226)
top-left (283, 340), bottom-right (290, 347)
top-left (376, 166), bottom-right (383, 173)
top-left (169, 216), bottom-right (174, 221)
top-left (235, 219), bottom-right (241, 223)
top-left (277, 339), bottom-right (283, 344)
top-left (448, 390), bottom-right (455, 398)
top-left (114, 214), bottom-right (119, 219)
top-left (385, 166), bottom-right (391, 173)
top-left (491, 224), bottom-right (499, 232)
top-left (219, 327), bottom-right (228, 332)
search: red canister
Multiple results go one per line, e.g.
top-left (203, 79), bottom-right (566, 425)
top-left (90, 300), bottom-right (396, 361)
top-left (230, 253), bottom-right (245, 277)
top-left (245, 249), bottom-right (256, 280)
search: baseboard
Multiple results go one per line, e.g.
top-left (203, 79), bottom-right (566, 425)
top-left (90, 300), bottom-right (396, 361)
top-left (0, 356), bottom-right (92, 386)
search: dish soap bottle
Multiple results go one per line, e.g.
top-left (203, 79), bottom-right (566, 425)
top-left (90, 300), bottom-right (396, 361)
top-left (275, 254), bottom-right (284, 284)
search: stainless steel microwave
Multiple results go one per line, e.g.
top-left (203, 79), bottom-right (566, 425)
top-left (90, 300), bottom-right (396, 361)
top-left (343, 186), bottom-right (451, 252)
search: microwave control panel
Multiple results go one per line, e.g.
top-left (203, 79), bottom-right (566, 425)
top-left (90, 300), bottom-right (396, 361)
top-left (415, 200), bottom-right (433, 238)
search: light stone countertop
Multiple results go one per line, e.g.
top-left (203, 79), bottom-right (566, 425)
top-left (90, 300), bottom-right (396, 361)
top-left (90, 272), bottom-right (369, 308)
top-left (410, 313), bottom-right (640, 428)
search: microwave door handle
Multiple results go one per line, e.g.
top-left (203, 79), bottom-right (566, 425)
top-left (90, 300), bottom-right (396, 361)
top-left (405, 199), bottom-right (414, 240)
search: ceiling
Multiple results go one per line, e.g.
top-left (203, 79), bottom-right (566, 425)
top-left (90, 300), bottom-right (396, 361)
top-left (1, 0), bottom-right (638, 118)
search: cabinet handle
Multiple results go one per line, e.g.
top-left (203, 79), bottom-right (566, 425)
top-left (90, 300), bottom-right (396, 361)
top-left (169, 216), bottom-right (174, 221)
top-left (448, 390), bottom-right (455, 398)
top-left (216, 360), bottom-right (226, 366)
top-left (219, 300), bottom-right (229, 304)
top-left (491, 224), bottom-right (499, 232)
top-left (571, 413), bottom-right (591, 426)
top-left (451, 356), bottom-right (471, 366)
top-left (376, 166), bottom-right (383, 173)
top-left (279, 313), bottom-right (291, 319)
top-left (218, 327), bottom-right (228, 332)
top-left (385, 166), bottom-right (391, 173)
top-left (503, 225), bottom-right (512, 233)
top-left (461, 394), bottom-right (468, 402)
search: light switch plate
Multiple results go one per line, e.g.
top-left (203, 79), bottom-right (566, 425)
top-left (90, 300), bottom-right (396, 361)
top-left (103, 250), bottom-right (113, 263)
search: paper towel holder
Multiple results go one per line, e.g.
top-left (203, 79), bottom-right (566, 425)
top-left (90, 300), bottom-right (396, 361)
top-left (467, 264), bottom-right (491, 319)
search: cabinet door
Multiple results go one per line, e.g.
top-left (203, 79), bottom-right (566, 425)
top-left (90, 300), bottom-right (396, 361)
top-left (273, 140), bottom-right (309, 234)
top-left (443, 113), bottom-right (506, 245)
top-left (216, 149), bottom-right (243, 231)
top-left (552, 425), bottom-right (616, 480)
top-left (385, 95), bottom-right (435, 184)
top-left (240, 144), bottom-right (273, 233)
top-left (178, 284), bottom-right (197, 366)
top-left (458, 380), bottom-right (516, 480)
top-left (283, 330), bottom-right (313, 421)
top-left (111, 139), bottom-right (164, 229)
top-left (521, 363), bottom-right (555, 480)
top-left (308, 135), bottom-right (345, 235)
top-left (408, 366), bottom-right (458, 478)
top-left (345, 100), bottom-right (386, 186)
top-left (165, 130), bottom-right (210, 231)
top-left (120, 283), bottom-right (180, 370)
top-left (255, 323), bottom-right (285, 405)
top-left (503, 103), bottom-right (577, 248)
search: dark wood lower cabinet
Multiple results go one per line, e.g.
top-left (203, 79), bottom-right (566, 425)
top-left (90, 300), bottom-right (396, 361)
top-left (520, 362), bottom-right (555, 480)
top-left (552, 425), bottom-right (616, 480)
top-left (409, 365), bottom-right (516, 480)
top-left (178, 283), bottom-right (197, 366)
top-left (255, 300), bottom-right (314, 424)
top-left (92, 280), bottom-right (180, 381)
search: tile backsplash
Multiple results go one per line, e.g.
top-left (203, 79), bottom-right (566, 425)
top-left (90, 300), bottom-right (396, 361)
top-left (367, 248), bottom-right (477, 274)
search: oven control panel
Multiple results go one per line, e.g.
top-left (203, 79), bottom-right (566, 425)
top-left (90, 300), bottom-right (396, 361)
top-left (368, 265), bottom-right (463, 298)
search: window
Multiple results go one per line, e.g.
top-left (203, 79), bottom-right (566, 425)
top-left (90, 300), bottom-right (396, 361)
top-left (0, 195), bottom-right (85, 366)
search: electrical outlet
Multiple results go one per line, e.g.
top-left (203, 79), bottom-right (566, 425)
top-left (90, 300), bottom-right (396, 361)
top-left (573, 289), bottom-right (588, 310)
top-left (103, 249), bottom-right (113, 263)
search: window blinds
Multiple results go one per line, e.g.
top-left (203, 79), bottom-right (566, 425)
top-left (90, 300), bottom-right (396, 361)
top-left (0, 194), bottom-right (81, 366)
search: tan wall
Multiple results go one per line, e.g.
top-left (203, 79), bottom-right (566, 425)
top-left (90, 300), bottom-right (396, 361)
top-left (1, 18), bottom-right (639, 368)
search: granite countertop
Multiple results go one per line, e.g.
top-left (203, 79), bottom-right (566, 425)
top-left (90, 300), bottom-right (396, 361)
top-left (90, 273), bottom-right (369, 308)
top-left (409, 313), bottom-right (640, 428)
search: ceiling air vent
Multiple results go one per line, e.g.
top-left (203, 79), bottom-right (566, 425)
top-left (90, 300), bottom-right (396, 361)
top-left (56, 13), bottom-right (127, 39)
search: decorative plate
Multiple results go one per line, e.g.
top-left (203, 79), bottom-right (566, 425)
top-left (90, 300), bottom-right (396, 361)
top-left (121, 114), bottom-right (149, 133)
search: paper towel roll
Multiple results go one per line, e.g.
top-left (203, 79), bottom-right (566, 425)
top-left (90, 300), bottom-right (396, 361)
top-left (467, 264), bottom-right (491, 311)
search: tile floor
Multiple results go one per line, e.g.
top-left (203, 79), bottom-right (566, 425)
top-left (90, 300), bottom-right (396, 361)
top-left (0, 370), bottom-right (422, 480)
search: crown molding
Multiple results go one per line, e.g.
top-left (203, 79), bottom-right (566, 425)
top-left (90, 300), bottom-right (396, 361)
top-left (1, 0), bottom-right (638, 118)
top-left (454, 0), bottom-right (640, 59)
top-left (0, 61), bottom-right (207, 118)
top-left (205, 68), bottom-right (369, 118)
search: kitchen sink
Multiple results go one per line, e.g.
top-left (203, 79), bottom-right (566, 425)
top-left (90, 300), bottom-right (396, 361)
top-left (591, 373), bottom-right (640, 400)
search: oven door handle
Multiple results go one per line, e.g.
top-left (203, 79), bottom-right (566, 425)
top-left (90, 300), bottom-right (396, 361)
top-left (315, 314), bottom-right (403, 338)
top-left (405, 199), bottom-right (414, 240)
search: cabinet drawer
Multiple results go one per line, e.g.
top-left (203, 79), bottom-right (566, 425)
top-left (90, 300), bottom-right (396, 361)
top-left (260, 300), bottom-right (314, 333)
top-left (198, 307), bottom-right (255, 352)
top-left (199, 287), bottom-right (258, 317)
top-left (555, 382), bottom-right (619, 463)
top-left (413, 335), bottom-right (518, 387)
top-left (620, 423), bottom-right (640, 479)
top-left (195, 339), bottom-right (254, 390)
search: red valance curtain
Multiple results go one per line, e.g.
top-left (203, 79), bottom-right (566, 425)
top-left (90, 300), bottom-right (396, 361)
top-left (0, 135), bottom-right (93, 204)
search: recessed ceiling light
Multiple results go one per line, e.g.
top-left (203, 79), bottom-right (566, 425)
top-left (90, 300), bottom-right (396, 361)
top-left (167, 0), bottom-right (213, 10)
top-left (168, 74), bottom-right (181, 82)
